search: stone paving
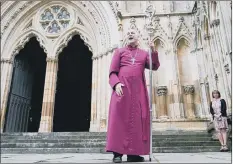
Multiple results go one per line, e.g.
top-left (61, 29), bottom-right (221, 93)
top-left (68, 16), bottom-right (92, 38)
top-left (1, 152), bottom-right (231, 163)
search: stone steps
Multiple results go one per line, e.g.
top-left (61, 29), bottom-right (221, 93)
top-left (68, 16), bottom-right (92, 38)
top-left (1, 131), bottom-right (210, 136)
top-left (1, 146), bottom-right (225, 154)
top-left (1, 136), bottom-right (213, 140)
top-left (1, 132), bottom-right (231, 154)
top-left (1, 137), bottom-right (215, 143)
top-left (1, 141), bottom-right (222, 148)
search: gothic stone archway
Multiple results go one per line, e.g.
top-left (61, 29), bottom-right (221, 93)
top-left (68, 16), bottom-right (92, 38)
top-left (4, 37), bottom-right (46, 132)
top-left (1, 1), bottom-right (119, 133)
top-left (53, 34), bottom-right (93, 132)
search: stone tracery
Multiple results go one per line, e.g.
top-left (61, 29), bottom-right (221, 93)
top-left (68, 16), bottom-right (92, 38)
top-left (39, 5), bottom-right (71, 34)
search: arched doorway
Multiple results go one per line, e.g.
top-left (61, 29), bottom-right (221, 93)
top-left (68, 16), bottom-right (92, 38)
top-left (4, 37), bottom-right (46, 132)
top-left (53, 35), bottom-right (93, 132)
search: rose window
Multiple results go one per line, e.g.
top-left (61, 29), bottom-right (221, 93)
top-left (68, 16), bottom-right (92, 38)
top-left (40, 6), bottom-right (71, 34)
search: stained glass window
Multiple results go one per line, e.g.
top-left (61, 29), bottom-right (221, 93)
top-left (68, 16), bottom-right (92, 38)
top-left (40, 6), bottom-right (70, 34)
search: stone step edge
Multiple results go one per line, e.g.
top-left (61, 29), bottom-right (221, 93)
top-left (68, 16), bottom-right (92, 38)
top-left (1, 141), bottom-right (221, 144)
top-left (1, 146), bottom-right (227, 154)
top-left (1, 137), bottom-right (217, 140)
top-left (0, 131), bottom-right (210, 136)
top-left (1, 139), bottom-right (220, 143)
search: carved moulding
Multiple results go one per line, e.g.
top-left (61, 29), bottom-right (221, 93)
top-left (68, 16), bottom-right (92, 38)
top-left (0, 58), bottom-right (13, 64)
top-left (46, 57), bottom-right (58, 63)
top-left (157, 86), bottom-right (168, 96)
top-left (210, 19), bottom-right (220, 28)
top-left (183, 85), bottom-right (195, 95)
top-left (55, 29), bottom-right (93, 57)
top-left (204, 34), bottom-right (211, 40)
top-left (9, 30), bottom-right (47, 61)
top-left (224, 64), bottom-right (230, 74)
top-left (79, 1), bottom-right (111, 48)
top-left (92, 44), bottom-right (118, 60)
top-left (173, 16), bottom-right (192, 46)
top-left (1, 1), bottom-right (34, 37)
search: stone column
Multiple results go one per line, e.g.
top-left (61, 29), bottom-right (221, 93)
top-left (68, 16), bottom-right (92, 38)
top-left (214, 19), bottom-right (231, 93)
top-left (219, 2), bottom-right (231, 50)
top-left (96, 57), bottom-right (102, 131)
top-left (203, 34), bottom-right (217, 92)
top-left (211, 19), bottom-right (230, 107)
top-left (195, 48), bottom-right (210, 119)
top-left (90, 57), bottom-right (98, 131)
top-left (172, 49), bottom-right (184, 119)
top-left (183, 85), bottom-right (195, 119)
top-left (214, 19), bottom-right (232, 107)
top-left (38, 57), bottom-right (58, 132)
top-left (152, 85), bottom-right (157, 120)
top-left (157, 86), bottom-right (168, 120)
top-left (105, 52), bottom-right (113, 130)
top-left (100, 55), bottom-right (107, 131)
top-left (118, 19), bottom-right (124, 47)
top-left (0, 59), bottom-right (13, 132)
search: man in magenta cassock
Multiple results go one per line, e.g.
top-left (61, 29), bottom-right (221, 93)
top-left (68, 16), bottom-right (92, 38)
top-left (106, 29), bottom-right (160, 163)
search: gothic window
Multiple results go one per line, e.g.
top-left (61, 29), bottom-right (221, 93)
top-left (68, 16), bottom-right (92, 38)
top-left (39, 6), bottom-right (71, 34)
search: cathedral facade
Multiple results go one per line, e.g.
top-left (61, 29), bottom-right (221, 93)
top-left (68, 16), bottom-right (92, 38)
top-left (1, 1), bottom-right (231, 133)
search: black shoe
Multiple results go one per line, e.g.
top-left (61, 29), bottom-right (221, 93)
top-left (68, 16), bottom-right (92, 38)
top-left (127, 155), bottom-right (145, 162)
top-left (113, 156), bottom-right (122, 163)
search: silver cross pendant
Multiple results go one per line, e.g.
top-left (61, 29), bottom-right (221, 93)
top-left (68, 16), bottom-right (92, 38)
top-left (131, 58), bottom-right (136, 64)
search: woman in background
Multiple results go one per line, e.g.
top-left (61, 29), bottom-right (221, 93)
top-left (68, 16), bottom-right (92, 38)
top-left (210, 90), bottom-right (229, 152)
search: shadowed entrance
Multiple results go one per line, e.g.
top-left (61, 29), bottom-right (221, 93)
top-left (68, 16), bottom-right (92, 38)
top-left (53, 35), bottom-right (93, 132)
top-left (4, 37), bottom-right (46, 132)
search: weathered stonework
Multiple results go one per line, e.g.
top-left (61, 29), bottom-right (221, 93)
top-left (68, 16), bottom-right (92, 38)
top-left (1, 1), bottom-right (231, 132)
top-left (183, 85), bottom-right (195, 95)
top-left (157, 86), bottom-right (168, 96)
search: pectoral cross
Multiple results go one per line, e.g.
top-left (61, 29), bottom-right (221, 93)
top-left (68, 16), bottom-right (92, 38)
top-left (131, 58), bottom-right (136, 64)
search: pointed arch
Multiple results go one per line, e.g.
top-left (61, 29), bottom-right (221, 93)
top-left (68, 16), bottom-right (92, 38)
top-left (173, 17), bottom-right (192, 45)
top-left (152, 36), bottom-right (168, 51)
top-left (1, 1), bottom-right (119, 59)
top-left (54, 26), bottom-right (94, 58)
top-left (5, 29), bottom-right (48, 61)
top-left (174, 35), bottom-right (191, 49)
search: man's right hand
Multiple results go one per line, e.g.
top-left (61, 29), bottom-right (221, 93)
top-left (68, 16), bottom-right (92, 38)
top-left (115, 83), bottom-right (124, 96)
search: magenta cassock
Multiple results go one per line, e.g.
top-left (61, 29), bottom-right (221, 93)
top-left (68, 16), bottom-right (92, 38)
top-left (105, 45), bottom-right (160, 155)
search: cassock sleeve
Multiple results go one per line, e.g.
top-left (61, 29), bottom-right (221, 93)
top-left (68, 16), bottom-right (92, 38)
top-left (109, 48), bottom-right (121, 90)
top-left (145, 50), bottom-right (160, 70)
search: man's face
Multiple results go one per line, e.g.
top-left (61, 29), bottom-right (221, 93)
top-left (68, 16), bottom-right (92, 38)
top-left (127, 30), bottom-right (138, 45)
